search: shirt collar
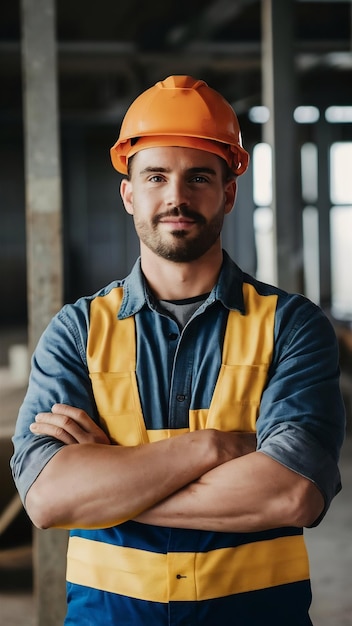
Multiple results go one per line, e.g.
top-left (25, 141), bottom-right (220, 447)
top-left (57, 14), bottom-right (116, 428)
top-left (212, 250), bottom-right (245, 314)
top-left (117, 258), bottom-right (148, 319)
top-left (118, 250), bottom-right (245, 319)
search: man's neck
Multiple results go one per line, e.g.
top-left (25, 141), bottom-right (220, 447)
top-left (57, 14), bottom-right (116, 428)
top-left (140, 245), bottom-right (223, 300)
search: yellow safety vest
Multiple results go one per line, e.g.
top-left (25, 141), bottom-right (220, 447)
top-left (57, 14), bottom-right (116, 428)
top-left (87, 283), bottom-right (277, 442)
top-left (67, 284), bottom-right (310, 602)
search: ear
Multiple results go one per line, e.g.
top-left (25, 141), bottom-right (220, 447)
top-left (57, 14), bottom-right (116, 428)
top-left (120, 179), bottom-right (134, 215)
top-left (224, 178), bottom-right (237, 215)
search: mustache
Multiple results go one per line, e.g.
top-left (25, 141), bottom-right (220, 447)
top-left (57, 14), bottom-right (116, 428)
top-left (152, 206), bottom-right (206, 226)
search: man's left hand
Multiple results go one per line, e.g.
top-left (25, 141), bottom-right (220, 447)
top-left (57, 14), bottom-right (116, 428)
top-left (29, 403), bottom-right (111, 445)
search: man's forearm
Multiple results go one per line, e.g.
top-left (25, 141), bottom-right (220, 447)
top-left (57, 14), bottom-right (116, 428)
top-left (136, 451), bottom-right (325, 532)
top-left (25, 429), bottom-right (252, 530)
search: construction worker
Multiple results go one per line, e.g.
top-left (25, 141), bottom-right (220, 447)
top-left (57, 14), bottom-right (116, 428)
top-left (11, 76), bottom-right (345, 625)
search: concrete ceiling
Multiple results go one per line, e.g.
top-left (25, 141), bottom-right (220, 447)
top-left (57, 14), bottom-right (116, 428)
top-left (1, 0), bottom-right (351, 123)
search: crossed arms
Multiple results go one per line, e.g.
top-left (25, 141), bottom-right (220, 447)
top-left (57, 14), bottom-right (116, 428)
top-left (25, 403), bottom-right (324, 533)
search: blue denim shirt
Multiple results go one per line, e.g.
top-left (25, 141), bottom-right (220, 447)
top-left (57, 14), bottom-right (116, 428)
top-left (11, 251), bottom-right (345, 522)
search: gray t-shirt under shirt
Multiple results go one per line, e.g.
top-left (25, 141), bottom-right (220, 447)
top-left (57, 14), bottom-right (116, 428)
top-left (158, 293), bottom-right (210, 328)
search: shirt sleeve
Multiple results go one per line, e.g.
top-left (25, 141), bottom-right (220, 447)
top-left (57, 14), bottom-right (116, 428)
top-left (10, 300), bottom-right (97, 505)
top-left (256, 294), bottom-right (346, 525)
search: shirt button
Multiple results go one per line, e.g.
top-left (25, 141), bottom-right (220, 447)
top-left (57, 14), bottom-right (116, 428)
top-left (168, 332), bottom-right (178, 340)
top-left (176, 394), bottom-right (186, 402)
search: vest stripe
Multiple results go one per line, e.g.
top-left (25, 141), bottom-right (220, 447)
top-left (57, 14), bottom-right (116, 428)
top-left (67, 534), bottom-right (310, 602)
top-left (87, 289), bottom-right (148, 446)
top-left (205, 282), bottom-right (277, 432)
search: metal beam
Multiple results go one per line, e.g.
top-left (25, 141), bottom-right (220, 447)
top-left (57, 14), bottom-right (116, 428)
top-left (167, 0), bottom-right (258, 45)
top-left (315, 118), bottom-right (333, 307)
top-left (21, 0), bottom-right (67, 624)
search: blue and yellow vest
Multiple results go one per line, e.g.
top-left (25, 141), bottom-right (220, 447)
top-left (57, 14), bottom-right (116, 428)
top-left (65, 284), bottom-right (312, 625)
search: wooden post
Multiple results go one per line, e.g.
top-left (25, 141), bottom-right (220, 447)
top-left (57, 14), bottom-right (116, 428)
top-left (21, 0), bottom-right (68, 623)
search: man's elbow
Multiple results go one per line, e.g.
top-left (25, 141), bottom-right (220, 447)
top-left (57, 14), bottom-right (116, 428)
top-left (25, 482), bottom-right (57, 529)
top-left (286, 480), bottom-right (325, 528)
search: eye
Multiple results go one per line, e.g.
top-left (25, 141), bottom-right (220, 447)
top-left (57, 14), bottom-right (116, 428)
top-left (189, 175), bottom-right (209, 183)
top-left (148, 174), bottom-right (165, 183)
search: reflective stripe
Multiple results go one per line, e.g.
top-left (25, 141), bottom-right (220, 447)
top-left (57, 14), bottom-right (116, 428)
top-left (67, 534), bottom-right (310, 602)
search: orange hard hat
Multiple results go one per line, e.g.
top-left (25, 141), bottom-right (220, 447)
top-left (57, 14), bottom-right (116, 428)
top-left (110, 75), bottom-right (249, 176)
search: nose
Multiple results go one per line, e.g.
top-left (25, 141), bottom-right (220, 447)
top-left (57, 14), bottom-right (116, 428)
top-left (165, 178), bottom-right (190, 208)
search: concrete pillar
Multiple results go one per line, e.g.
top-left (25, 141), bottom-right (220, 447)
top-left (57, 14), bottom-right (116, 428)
top-left (21, 0), bottom-right (68, 624)
top-left (261, 0), bottom-right (303, 291)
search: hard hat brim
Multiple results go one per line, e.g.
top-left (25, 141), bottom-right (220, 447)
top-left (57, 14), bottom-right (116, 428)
top-left (111, 134), bottom-right (249, 176)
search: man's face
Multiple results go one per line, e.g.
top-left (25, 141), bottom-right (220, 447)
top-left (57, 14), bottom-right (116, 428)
top-left (120, 146), bottom-right (236, 263)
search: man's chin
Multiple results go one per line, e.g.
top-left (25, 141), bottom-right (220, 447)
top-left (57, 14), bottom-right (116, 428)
top-left (156, 242), bottom-right (208, 263)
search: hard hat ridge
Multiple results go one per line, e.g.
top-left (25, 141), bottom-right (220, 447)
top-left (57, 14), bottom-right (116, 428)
top-left (110, 75), bottom-right (249, 176)
top-left (158, 75), bottom-right (205, 90)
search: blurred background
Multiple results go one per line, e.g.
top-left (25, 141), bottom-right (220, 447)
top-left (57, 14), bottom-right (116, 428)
top-left (1, 0), bottom-right (352, 624)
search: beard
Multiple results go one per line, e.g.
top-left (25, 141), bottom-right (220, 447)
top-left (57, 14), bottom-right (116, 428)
top-left (133, 205), bottom-right (226, 263)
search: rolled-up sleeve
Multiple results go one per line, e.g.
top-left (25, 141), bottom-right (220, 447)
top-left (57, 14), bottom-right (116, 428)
top-left (257, 295), bottom-right (345, 524)
top-left (11, 300), bottom-right (97, 504)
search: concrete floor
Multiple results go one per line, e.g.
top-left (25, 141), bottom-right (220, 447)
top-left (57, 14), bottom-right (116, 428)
top-left (0, 328), bottom-right (352, 626)
top-left (306, 437), bottom-right (352, 626)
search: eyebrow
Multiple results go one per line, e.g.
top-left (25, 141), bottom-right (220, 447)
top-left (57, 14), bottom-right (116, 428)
top-left (139, 166), bottom-right (217, 176)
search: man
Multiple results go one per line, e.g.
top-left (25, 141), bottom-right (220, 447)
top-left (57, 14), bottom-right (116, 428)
top-left (11, 75), bottom-right (345, 625)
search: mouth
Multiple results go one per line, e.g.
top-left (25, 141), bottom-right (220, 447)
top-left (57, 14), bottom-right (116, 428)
top-left (154, 209), bottom-right (205, 229)
top-left (159, 217), bottom-right (196, 229)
